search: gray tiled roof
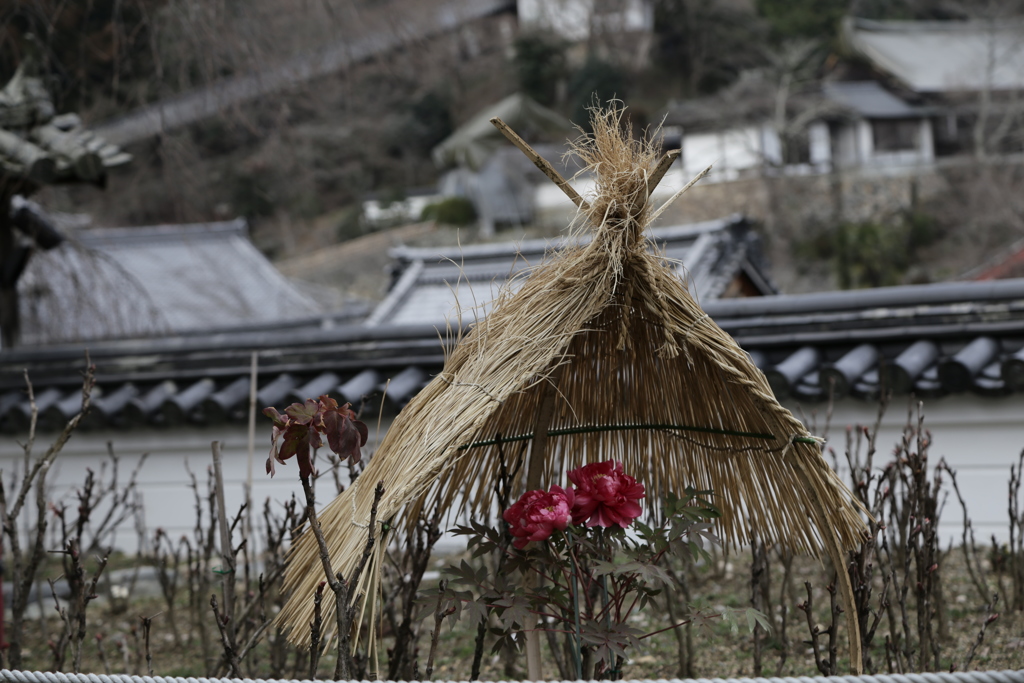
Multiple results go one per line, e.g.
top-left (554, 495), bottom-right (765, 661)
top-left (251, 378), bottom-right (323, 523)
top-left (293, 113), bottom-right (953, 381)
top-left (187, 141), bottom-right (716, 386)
top-left (822, 81), bottom-right (929, 119)
top-left (710, 280), bottom-right (1024, 400)
top-left (17, 218), bottom-right (322, 345)
top-left (3, 265), bottom-right (1024, 433)
top-left (366, 215), bottom-right (776, 326)
top-left (844, 17), bottom-right (1024, 93)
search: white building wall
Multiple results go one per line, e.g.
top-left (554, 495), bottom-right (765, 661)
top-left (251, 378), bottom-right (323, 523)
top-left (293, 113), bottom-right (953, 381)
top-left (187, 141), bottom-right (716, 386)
top-left (857, 120), bottom-right (874, 163)
top-left (808, 121), bottom-right (832, 167)
top-left (720, 127), bottom-right (763, 173)
top-left (4, 392), bottom-right (1021, 555)
top-left (761, 126), bottom-right (783, 166)
top-left (831, 123), bottom-right (861, 168)
top-left (682, 126), bottom-right (765, 180)
top-left (0, 424), bottom-right (391, 554)
top-left (919, 118), bottom-right (935, 162)
top-left (784, 393), bottom-right (1024, 545)
top-left (518, 0), bottom-right (593, 41)
top-left (518, 0), bottom-right (653, 40)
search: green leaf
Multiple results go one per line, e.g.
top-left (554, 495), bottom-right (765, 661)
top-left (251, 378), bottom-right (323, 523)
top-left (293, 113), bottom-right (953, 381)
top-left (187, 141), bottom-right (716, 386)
top-left (746, 607), bottom-right (772, 634)
top-left (493, 594), bottom-right (532, 630)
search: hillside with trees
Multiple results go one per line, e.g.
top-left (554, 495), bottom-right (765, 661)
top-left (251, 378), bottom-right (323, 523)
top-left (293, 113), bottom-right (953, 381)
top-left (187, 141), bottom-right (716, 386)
top-left (3, 0), bottom-right (1024, 293)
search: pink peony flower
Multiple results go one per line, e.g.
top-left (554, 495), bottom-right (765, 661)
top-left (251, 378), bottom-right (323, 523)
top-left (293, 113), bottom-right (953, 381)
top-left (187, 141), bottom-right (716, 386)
top-left (503, 485), bottom-right (576, 549)
top-left (567, 460), bottom-right (645, 528)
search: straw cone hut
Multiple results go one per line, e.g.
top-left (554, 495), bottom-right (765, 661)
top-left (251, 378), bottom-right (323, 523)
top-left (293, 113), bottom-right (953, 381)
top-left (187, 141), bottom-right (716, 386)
top-left (277, 106), bottom-right (870, 673)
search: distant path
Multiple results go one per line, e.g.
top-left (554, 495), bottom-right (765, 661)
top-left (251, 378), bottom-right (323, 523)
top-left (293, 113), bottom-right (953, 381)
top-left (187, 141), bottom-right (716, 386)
top-left (93, 0), bottom-right (513, 146)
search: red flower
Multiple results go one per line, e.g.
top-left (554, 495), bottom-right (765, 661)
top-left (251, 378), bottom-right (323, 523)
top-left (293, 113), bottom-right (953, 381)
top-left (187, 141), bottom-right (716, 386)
top-left (567, 460), bottom-right (645, 528)
top-left (503, 486), bottom-right (575, 549)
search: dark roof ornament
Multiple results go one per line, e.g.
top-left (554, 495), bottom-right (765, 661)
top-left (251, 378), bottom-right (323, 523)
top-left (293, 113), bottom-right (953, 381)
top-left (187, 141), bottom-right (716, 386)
top-left (0, 38), bottom-right (132, 349)
top-left (0, 38), bottom-right (130, 189)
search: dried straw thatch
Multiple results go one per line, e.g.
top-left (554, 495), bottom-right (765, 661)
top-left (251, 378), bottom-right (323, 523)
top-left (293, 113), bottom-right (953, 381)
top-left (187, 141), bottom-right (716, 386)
top-left (277, 105), bottom-right (870, 673)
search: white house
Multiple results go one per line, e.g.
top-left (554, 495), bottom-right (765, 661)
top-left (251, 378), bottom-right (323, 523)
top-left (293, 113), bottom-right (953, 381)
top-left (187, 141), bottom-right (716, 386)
top-left (661, 79), bottom-right (935, 182)
top-left (822, 81), bottom-right (935, 169)
top-left (843, 17), bottom-right (1024, 157)
top-left (517, 0), bottom-right (653, 43)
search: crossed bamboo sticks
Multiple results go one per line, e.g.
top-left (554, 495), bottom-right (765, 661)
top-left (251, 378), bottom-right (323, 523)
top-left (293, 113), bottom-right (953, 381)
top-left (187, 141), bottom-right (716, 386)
top-left (489, 116), bottom-right (710, 219)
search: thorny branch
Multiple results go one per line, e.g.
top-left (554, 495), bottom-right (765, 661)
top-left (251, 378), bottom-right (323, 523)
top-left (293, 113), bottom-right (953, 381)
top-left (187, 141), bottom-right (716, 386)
top-left (300, 472), bottom-right (384, 680)
top-left (0, 361), bottom-right (95, 669)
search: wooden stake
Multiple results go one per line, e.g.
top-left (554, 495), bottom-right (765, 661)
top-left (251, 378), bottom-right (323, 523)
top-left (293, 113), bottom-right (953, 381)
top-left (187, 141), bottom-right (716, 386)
top-left (490, 117), bottom-right (591, 212)
top-left (647, 149), bottom-right (681, 198)
top-left (211, 441), bottom-right (237, 649)
top-left (526, 368), bottom-right (562, 490)
top-left (523, 365), bottom-right (564, 680)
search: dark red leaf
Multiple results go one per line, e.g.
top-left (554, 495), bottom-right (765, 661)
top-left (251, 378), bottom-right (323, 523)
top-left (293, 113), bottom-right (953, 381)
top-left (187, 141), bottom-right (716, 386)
top-left (278, 423), bottom-right (315, 478)
top-left (284, 398), bottom-right (320, 425)
top-left (322, 402), bottom-right (368, 462)
top-left (263, 406), bottom-right (287, 428)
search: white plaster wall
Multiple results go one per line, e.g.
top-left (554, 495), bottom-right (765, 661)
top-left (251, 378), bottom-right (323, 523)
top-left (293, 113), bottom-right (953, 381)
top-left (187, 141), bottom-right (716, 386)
top-left (0, 424), bottom-right (391, 554)
top-left (832, 123), bottom-right (861, 168)
top-left (518, 0), bottom-right (593, 41)
top-left (857, 120), bottom-right (874, 163)
top-left (721, 127), bottom-right (763, 173)
top-left (808, 121), bottom-right (832, 167)
top-left (761, 126), bottom-right (783, 166)
top-left (784, 394), bottom-right (1024, 545)
top-left (6, 393), bottom-right (1019, 556)
top-left (919, 118), bottom-right (935, 162)
top-left (682, 132), bottom-right (723, 177)
top-left (682, 126), bottom-right (764, 179)
top-left (518, 0), bottom-right (652, 40)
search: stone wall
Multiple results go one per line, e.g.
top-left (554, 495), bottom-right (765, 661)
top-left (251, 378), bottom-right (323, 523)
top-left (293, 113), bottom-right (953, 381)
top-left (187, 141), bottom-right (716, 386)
top-left (652, 166), bottom-right (950, 292)
top-left (654, 166), bottom-right (947, 230)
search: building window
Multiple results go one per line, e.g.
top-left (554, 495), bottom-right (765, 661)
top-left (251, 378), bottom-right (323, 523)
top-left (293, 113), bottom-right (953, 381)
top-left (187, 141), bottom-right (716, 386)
top-left (872, 119), bottom-right (919, 152)
top-left (783, 131), bottom-right (811, 165)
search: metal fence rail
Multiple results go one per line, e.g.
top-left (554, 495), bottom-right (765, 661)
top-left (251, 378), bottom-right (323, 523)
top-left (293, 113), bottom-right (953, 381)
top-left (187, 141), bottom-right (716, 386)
top-left (3, 668), bottom-right (1024, 683)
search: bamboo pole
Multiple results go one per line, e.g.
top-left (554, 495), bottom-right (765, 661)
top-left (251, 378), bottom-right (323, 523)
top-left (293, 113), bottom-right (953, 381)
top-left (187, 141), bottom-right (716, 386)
top-left (647, 149), bottom-right (680, 198)
top-left (523, 366), bottom-right (564, 680)
top-left (490, 116), bottom-right (590, 212)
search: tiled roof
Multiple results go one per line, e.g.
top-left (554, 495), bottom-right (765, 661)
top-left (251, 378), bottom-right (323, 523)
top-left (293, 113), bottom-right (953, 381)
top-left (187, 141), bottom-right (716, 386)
top-left (2, 270), bottom-right (1023, 433)
top-left (366, 215), bottom-right (776, 326)
top-left (821, 81), bottom-right (930, 119)
top-left (0, 323), bottom-right (445, 433)
top-left (710, 280), bottom-right (1024, 400)
top-left (17, 218), bottom-right (323, 345)
top-left (843, 17), bottom-right (1024, 93)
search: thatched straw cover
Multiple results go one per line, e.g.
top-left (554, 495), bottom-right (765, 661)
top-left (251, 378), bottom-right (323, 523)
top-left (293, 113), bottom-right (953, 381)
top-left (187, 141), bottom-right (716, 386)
top-left (278, 106), bottom-right (869, 670)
